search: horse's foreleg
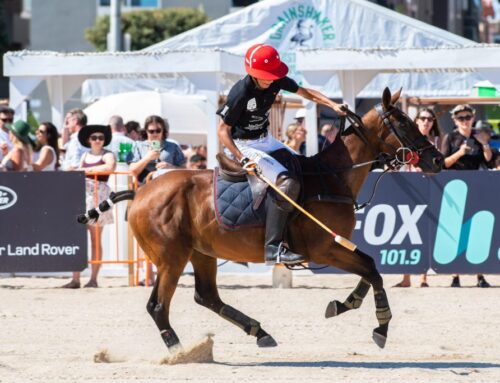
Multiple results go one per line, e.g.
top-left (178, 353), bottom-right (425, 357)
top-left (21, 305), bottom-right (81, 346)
top-left (318, 246), bottom-right (392, 348)
top-left (146, 259), bottom-right (187, 353)
top-left (191, 251), bottom-right (277, 348)
top-left (325, 278), bottom-right (371, 318)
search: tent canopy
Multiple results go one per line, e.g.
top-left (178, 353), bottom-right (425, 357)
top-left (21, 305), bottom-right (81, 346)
top-left (4, 0), bottom-right (500, 162)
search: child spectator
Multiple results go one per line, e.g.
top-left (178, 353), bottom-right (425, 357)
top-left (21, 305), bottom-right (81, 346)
top-left (188, 154), bottom-right (207, 169)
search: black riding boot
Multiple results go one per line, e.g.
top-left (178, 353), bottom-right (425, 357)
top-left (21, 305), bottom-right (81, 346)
top-left (264, 177), bottom-right (304, 265)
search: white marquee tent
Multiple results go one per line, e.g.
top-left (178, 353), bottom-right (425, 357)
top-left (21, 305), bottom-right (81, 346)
top-left (4, 0), bottom-right (500, 165)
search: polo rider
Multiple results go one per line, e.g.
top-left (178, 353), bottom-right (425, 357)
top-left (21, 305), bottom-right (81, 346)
top-left (216, 43), bottom-right (346, 265)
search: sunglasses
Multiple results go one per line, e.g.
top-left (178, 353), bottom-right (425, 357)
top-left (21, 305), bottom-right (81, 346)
top-left (147, 128), bottom-right (162, 134)
top-left (1, 118), bottom-right (13, 123)
top-left (36, 129), bottom-right (47, 134)
top-left (89, 134), bottom-right (105, 141)
top-left (455, 115), bottom-right (473, 122)
top-left (418, 116), bottom-right (434, 122)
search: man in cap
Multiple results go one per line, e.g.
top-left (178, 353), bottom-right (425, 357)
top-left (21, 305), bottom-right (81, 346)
top-left (442, 104), bottom-right (492, 170)
top-left (217, 43), bottom-right (346, 265)
top-left (442, 104), bottom-right (493, 288)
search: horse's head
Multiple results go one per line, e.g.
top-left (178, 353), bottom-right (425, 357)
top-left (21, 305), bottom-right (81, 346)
top-left (369, 87), bottom-right (443, 174)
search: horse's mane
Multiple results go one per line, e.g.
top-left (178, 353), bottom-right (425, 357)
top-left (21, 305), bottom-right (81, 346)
top-left (297, 134), bottom-right (355, 201)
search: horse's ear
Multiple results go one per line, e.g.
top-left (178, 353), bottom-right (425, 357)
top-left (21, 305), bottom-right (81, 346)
top-left (382, 87), bottom-right (391, 109)
top-left (391, 87), bottom-right (402, 104)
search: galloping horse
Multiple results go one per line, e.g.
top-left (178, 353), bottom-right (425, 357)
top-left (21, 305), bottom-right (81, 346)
top-left (82, 88), bottom-right (443, 353)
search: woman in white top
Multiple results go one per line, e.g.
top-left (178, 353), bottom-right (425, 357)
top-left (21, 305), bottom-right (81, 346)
top-left (32, 122), bottom-right (60, 171)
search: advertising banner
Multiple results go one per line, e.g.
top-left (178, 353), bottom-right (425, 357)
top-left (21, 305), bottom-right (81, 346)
top-left (313, 171), bottom-right (500, 274)
top-left (428, 172), bottom-right (499, 274)
top-left (0, 172), bottom-right (87, 272)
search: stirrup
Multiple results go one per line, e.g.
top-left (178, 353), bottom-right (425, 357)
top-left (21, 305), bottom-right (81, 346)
top-left (266, 243), bottom-right (304, 266)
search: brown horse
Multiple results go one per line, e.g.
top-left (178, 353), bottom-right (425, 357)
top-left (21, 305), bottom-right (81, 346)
top-left (81, 88), bottom-right (443, 352)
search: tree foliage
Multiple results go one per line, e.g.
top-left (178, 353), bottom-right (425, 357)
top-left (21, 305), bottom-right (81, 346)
top-left (85, 8), bottom-right (209, 51)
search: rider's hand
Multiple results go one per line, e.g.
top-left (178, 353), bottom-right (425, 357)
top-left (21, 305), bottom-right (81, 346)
top-left (239, 157), bottom-right (259, 175)
top-left (333, 103), bottom-right (348, 116)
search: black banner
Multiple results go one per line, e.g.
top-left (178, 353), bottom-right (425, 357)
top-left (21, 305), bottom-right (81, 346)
top-left (0, 172), bottom-right (87, 272)
top-left (313, 171), bottom-right (500, 274)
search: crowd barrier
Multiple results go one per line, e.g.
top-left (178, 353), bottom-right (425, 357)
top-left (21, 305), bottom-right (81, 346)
top-left (0, 170), bottom-right (499, 279)
top-left (0, 166), bottom-right (153, 286)
top-left (86, 164), bottom-right (153, 286)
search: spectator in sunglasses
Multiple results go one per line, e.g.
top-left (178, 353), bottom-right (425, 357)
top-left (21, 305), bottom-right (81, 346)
top-left (0, 105), bottom-right (15, 161)
top-left (394, 108), bottom-right (441, 288)
top-left (441, 104), bottom-right (493, 288)
top-left (62, 125), bottom-right (116, 289)
top-left (129, 115), bottom-right (186, 184)
top-left (32, 122), bottom-right (60, 171)
top-left (442, 104), bottom-right (493, 170)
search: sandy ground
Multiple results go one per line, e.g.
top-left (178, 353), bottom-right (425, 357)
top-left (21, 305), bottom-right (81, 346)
top-left (1, 273), bottom-right (500, 383)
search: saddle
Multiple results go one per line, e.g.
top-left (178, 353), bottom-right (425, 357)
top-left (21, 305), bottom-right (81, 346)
top-left (213, 154), bottom-right (268, 230)
top-left (213, 150), bottom-right (302, 230)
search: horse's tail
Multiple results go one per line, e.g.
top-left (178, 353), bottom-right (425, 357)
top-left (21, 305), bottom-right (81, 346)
top-left (77, 190), bottom-right (136, 225)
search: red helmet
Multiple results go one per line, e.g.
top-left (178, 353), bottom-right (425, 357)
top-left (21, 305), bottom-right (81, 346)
top-left (244, 44), bottom-right (288, 80)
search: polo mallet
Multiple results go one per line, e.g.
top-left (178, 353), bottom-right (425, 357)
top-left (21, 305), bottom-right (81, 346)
top-left (255, 170), bottom-right (358, 253)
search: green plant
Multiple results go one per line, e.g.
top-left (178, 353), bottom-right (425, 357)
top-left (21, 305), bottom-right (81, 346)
top-left (85, 8), bottom-right (209, 51)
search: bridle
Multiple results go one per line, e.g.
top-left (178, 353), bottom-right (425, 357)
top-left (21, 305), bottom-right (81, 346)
top-left (308, 104), bottom-right (437, 211)
top-left (373, 104), bottom-right (436, 167)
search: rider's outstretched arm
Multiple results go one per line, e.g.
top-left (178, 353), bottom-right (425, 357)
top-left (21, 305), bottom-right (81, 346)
top-left (296, 87), bottom-right (346, 115)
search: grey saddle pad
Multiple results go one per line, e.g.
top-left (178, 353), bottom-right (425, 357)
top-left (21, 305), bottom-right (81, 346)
top-left (213, 168), bottom-right (266, 230)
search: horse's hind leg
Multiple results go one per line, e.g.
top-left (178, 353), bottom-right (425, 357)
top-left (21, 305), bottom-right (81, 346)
top-left (319, 246), bottom-right (392, 348)
top-left (191, 251), bottom-right (277, 348)
top-left (146, 259), bottom-right (188, 353)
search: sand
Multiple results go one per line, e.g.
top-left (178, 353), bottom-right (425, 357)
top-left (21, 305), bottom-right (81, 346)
top-left (1, 273), bottom-right (499, 382)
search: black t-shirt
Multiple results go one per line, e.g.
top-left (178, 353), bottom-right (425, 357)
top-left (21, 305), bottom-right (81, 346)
top-left (441, 130), bottom-right (489, 170)
top-left (216, 75), bottom-right (299, 139)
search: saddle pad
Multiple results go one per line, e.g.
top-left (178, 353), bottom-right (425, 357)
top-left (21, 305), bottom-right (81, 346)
top-left (214, 168), bottom-right (265, 230)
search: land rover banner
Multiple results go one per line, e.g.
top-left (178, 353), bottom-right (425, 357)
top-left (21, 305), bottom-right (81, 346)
top-left (0, 172), bottom-right (87, 272)
top-left (313, 171), bottom-right (500, 274)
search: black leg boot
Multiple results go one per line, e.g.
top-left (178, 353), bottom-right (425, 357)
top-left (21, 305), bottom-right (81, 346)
top-left (264, 200), bottom-right (305, 266)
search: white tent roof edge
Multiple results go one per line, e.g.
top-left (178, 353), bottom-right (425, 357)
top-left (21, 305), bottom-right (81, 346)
top-left (145, 0), bottom-right (474, 52)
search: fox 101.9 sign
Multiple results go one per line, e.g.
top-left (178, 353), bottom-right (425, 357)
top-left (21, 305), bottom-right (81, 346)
top-left (313, 171), bottom-right (500, 274)
top-left (0, 172), bottom-right (87, 272)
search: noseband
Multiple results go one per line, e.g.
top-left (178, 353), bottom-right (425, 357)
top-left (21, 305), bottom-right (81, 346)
top-left (374, 104), bottom-right (435, 166)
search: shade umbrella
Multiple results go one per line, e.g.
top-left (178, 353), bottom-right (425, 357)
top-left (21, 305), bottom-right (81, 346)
top-left (84, 91), bottom-right (209, 144)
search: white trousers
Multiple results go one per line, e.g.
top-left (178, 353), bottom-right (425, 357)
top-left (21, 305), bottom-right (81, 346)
top-left (225, 134), bottom-right (296, 183)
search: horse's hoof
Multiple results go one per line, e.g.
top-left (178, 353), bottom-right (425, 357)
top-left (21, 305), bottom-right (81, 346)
top-left (372, 330), bottom-right (387, 349)
top-left (325, 300), bottom-right (339, 318)
top-left (168, 343), bottom-right (183, 354)
top-left (257, 335), bottom-right (278, 348)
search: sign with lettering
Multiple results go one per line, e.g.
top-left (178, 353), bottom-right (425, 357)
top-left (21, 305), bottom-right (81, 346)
top-left (312, 171), bottom-right (500, 274)
top-left (0, 172), bottom-right (87, 272)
